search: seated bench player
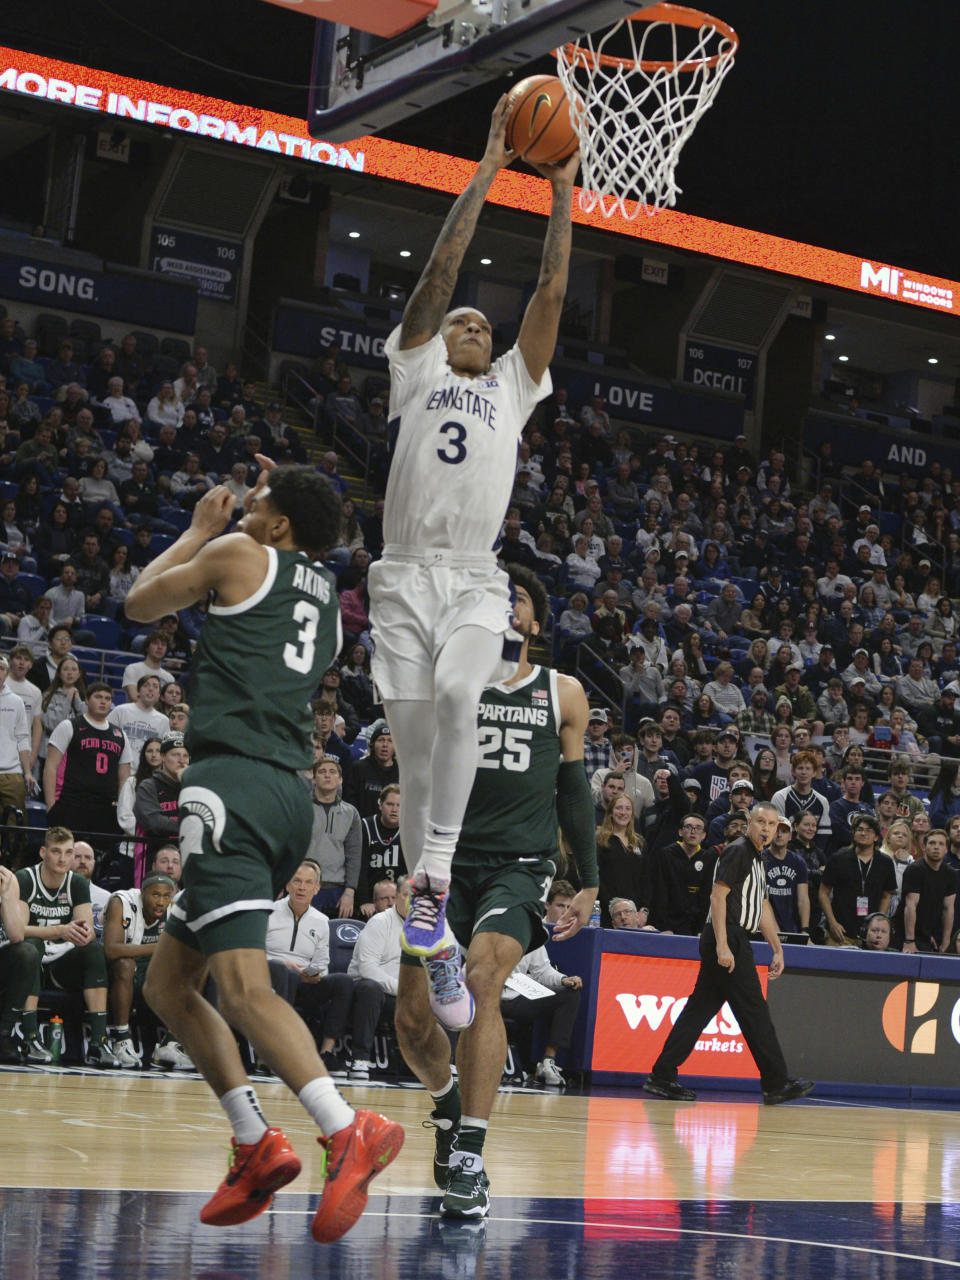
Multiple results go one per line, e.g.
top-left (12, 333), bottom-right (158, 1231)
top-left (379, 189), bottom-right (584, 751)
top-left (16, 826), bottom-right (119, 1065)
top-left (0, 864), bottom-right (44, 1063)
top-left (103, 872), bottom-right (189, 1068)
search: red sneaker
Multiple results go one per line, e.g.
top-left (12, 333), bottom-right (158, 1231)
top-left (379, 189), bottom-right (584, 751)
top-left (200, 1127), bottom-right (302, 1226)
top-left (311, 1109), bottom-right (405, 1243)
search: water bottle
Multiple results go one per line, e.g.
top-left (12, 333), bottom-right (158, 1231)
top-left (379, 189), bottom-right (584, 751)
top-left (589, 902), bottom-right (602, 929)
top-left (48, 1016), bottom-right (63, 1066)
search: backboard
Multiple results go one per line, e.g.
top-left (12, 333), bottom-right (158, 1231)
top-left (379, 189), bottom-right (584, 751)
top-left (307, 0), bottom-right (646, 143)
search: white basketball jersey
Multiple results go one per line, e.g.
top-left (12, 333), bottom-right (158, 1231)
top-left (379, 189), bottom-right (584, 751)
top-left (383, 327), bottom-right (551, 551)
top-left (113, 888), bottom-right (165, 947)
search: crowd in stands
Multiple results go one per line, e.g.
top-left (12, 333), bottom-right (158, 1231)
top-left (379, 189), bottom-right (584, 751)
top-left (2, 304), bottom-right (958, 1079)
top-left (0, 312), bottom-right (412, 1071)
top-left (496, 391), bottom-right (959, 959)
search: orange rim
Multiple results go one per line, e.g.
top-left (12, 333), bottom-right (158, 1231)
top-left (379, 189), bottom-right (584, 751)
top-left (558, 4), bottom-right (738, 74)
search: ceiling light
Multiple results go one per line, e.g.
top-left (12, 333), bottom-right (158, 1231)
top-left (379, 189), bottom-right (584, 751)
top-left (348, 231), bottom-right (360, 239)
top-left (480, 257), bottom-right (492, 265)
top-left (838, 355), bottom-right (849, 363)
top-left (824, 333), bottom-right (836, 341)
top-left (928, 356), bottom-right (939, 365)
top-left (399, 250), bottom-right (411, 258)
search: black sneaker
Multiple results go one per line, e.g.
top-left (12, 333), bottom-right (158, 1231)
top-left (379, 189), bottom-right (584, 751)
top-left (441, 1155), bottom-right (490, 1219)
top-left (642, 1077), bottom-right (697, 1102)
top-left (424, 1110), bottom-right (460, 1190)
top-left (320, 1049), bottom-right (348, 1078)
top-left (85, 1040), bottom-right (121, 1068)
top-left (763, 1078), bottom-right (815, 1106)
top-left (0, 1031), bottom-right (21, 1063)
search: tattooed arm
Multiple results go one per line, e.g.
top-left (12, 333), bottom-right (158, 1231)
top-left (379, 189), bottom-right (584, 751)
top-left (516, 149), bottom-right (580, 384)
top-left (399, 95), bottom-right (512, 351)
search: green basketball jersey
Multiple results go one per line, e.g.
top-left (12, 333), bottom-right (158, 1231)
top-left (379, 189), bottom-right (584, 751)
top-left (185, 546), bottom-right (340, 771)
top-left (459, 665), bottom-right (562, 855)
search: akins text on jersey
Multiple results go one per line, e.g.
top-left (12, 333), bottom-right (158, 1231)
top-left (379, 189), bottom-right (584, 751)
top-left (292, 562), bottom-right (332, 603)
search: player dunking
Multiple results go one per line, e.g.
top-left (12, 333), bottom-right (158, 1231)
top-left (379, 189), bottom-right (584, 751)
top-left (395, 566), bottom-right (598, 1218)
top-left (124, 462), bottom-right (403, 1244)
top-left (369, 94), bottom-right (580, 966)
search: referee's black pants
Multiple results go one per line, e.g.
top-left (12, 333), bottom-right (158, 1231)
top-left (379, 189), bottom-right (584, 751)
top-left (650, 924), bottom-right (788, 1092)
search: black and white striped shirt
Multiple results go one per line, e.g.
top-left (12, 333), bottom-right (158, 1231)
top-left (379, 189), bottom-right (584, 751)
top-left (712, 834), bottom-right (767, 933)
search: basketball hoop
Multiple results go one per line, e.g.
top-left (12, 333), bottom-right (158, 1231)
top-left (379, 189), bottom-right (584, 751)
top-left (555, 3), bottom-right (738, 220)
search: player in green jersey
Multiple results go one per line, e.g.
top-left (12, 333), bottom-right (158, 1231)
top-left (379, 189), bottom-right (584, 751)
top-left (124, 461), bottom-right (404, 1244)
top-left (395, 565), bottom-right (599, 1220)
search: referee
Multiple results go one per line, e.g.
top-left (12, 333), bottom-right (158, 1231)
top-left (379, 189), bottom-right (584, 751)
top-left (643, 801), bottom-right (815, 1106)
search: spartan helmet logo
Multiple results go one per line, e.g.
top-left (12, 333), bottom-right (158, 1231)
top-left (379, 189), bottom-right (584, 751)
top-left (178, 787), bottom-right (227, 867)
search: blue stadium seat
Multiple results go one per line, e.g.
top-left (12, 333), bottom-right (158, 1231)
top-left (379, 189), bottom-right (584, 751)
top-left (328, 918), bottom-right (362, 973)
top-left (14, 573), bottom-right (47, 601)
top-left (160, 508), bottom-right (193, 532)
top-left (129, 330), bottom-right (159, 359)
top-left (78, 615), bottom-right (121, 648)
top-left (0, 481), bottom-right (19, 502)
top-left (160, 337), bottom-right (191, 363)
top-left (69, 318), bottom-right (102, 346)
top-left (26, 799), bottom-right (47, 832)
top-left (149, 534), bottom-right (176, 556)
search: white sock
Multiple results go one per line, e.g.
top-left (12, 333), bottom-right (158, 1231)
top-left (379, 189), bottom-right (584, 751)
top-left (219, 1086), bottom-right (269, 1145)
top-left (418, 823), bottom-right (460, 883)
top-left (430, 1076), bottom-right (456, 1103)
top-left (299, 1076), bottom-right (356, 1137)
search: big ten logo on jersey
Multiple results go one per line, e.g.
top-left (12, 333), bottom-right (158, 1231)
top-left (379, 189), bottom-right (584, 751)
top-left (592, 953), bottom-right (764, 1079)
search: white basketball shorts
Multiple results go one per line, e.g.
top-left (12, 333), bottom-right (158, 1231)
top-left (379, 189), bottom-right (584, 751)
top-left (368, 546), bottom-right (521, 701)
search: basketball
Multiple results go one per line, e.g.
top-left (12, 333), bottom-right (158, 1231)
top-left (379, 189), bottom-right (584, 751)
top-left (504, 74), bottom-right (578, 166)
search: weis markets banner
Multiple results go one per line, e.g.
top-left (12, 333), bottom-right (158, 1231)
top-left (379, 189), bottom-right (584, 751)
top-left (592, 953), bottom-right (764, 1078)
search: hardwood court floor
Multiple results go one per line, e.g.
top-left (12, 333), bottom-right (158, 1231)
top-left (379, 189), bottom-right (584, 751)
top-left (1, 1066), bottom-right (958, 1279)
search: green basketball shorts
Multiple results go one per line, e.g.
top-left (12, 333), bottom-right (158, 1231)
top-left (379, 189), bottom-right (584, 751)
top-left (449, 848), bottom-right (556, 955)
top-left (165, 755), bottom-right (313, 957)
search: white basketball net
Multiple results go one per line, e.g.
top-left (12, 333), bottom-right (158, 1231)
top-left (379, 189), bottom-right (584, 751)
top-left (555, 5), bottom-right (738, 220)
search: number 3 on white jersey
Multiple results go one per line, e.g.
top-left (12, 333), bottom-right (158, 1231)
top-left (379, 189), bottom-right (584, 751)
top-left (284, 600), bottom-right (320, 673)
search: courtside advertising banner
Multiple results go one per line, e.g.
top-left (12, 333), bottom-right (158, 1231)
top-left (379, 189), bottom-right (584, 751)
top-left (591, 953), bottom-right (764, 1078)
